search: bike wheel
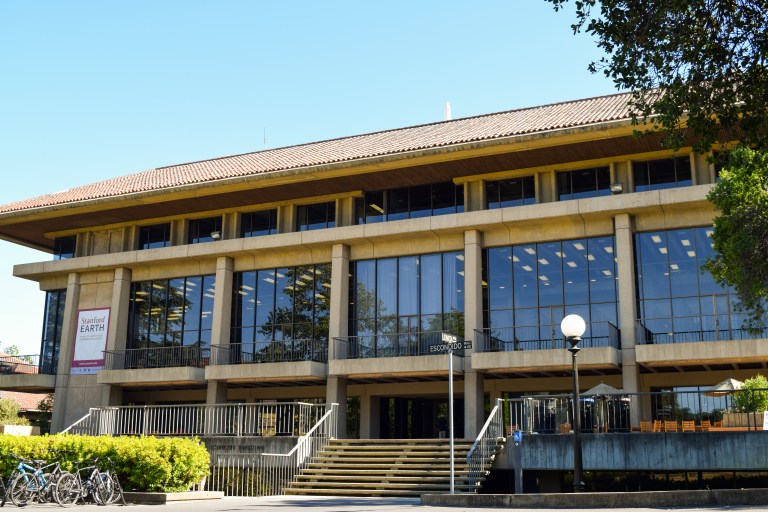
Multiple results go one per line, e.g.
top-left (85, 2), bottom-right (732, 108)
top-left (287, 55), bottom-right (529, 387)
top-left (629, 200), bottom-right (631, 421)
top-left (38, 472), bottom-right (53, 503)
top-left (93, 472), bottom-right (113, 505)
top-left (9, 474), bottom-right (34, 507)
top-left (107, 473), bottom-right (124, 505)
top-left (53, 472), bottom-right (81, 507)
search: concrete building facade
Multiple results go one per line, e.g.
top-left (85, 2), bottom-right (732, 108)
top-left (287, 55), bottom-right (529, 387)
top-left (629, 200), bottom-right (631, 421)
top-left (0, 92), bottom-right (764, 436)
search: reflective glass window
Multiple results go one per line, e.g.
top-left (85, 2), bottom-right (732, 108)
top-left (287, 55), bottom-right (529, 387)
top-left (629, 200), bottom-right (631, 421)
top-left (486, 176), bottom-right (535, 209)
top-left (241, 209), bottom-right (277, 238)
top-left (39, 289), bottom-right (66, 374)
top-left (557, 167), bottom-right (611, 200)
top-left (138, 224), bottom-right (171, 250)
top-left (188, 217), bottom-right (222, 244)
top-left (297, 202), bottom-right (336, 231)
top-left (633, 156), bottom-right (692, 192)
top-left (53, 236), bottom-right (76, 260)
top-left (355, 182), bottom-right (463, 224)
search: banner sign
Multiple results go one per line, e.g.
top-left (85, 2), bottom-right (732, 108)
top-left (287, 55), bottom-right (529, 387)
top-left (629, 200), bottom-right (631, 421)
top-left (71, 308), bottom-right (111, 375)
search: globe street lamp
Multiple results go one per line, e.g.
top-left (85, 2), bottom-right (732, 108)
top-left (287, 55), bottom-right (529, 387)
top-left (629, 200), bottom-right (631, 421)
top-left (561, 314), bottom-right (586, 493)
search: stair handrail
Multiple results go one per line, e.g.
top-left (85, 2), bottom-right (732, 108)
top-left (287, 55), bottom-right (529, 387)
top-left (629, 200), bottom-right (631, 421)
top-left (466, 398), bottom-right (504, 490)
top-left (61, 408), bottom-right (96, 435)
top-left (260, 403), bottom-right (338, 495)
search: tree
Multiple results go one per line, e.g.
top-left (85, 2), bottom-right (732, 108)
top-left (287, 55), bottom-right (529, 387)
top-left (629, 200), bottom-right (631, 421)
top-left (546, 0), bottom-right (768, 152)
top-left (0, 398), bottom-right (30, 426)
top-left (705, 148), bottom-right (768, 330)
top-left (732, 374), bottom-right (768, 412)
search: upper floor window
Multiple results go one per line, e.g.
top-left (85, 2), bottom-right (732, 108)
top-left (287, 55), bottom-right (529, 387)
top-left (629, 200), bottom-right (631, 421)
top-left (296, 202), bottom-right (335, 231)
top-left (188, 217), bottom-right (222, 244)
top-left (633, 156), bottom-right (691, 192)
top-left (355, 182), bottom-right (464, 224)
top-left (127, 274), bottom-right (216, 350)
top-left (138, 223), bottom-right (171, 250)
top-left (39, 289), bottom-right (66, 374)
top-left (241, 209), bottom-right (278, 238)
top-left (557, 167), bottom-right (611, 201)
top-left (713, 151), bottom-right (731, 181)
top-left (53, 236), bottom-right (76, 260)
top-left (486, 176), bottom-right (535, 209)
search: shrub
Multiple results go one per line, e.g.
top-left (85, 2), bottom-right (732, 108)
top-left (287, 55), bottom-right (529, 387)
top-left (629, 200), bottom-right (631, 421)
top-left (0, 399), bottom-right (30, 426)
top-left (733, 374), bottom-right (768, 413)
top-left (0, 434), bottom-right (209, 492)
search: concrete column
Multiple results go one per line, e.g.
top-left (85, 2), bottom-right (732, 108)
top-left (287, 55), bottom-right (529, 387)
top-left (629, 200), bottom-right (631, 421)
top-left (360, 394), bottom-right (381, 439)
top-left (326, 376), bottom-right (347, 438)
top-left (100, 267), bottom-right (132, 407)
top-left (463, 229), bottom-right (485, 437)
top-left (207, 257), bottom-right (234, 404)
top-left (464, 181), bottom-right (485, 212)
top-left (328, 244), bottom-right (350, 360)
top-left (50, 272), bottom-right (81, 433)
top-left (278, 205), bottom-right (294, 233)
top-left (615, 213), bottom-right (641, 427)
top-left (337, 197), bottom-right (356, 227)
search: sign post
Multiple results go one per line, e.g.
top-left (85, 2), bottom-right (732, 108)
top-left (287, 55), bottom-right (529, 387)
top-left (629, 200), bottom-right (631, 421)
top-left (430, 333), bottom-right (471, 495)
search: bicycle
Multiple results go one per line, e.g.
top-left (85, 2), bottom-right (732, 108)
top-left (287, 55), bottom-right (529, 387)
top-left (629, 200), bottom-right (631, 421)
top-left (55, 456), bottom-right (125, 507)
top-left (6, 452), bottom-right (72, 506)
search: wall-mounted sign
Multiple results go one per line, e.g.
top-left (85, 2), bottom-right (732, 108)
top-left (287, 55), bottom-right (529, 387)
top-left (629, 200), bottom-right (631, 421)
top-left (71, 308), bottom-right (111, 375)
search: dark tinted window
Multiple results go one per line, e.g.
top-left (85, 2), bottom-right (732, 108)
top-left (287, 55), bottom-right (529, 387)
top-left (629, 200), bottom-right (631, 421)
top-left (241, 209), bottom-right (277, 238)
top-left (188, 217), bottom-right (222, 244)
top-left (53, 236), bottom-right (77, 260)
top-left (297, 202), bottom-right (335, 231)
top-left (633, 157), bottom-right (691, 192)
top-left (486, 176), bottom-right (535, 209)
top-left (138, 223), bottom-right (171, 250)
top-left (355, 182), bottom-right (463, 224)
top-left (557, 167), bottom-right (611, 200)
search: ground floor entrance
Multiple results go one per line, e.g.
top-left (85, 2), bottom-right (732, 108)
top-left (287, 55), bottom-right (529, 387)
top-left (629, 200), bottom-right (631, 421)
top-left (377, 397), bottom-right (464, 439)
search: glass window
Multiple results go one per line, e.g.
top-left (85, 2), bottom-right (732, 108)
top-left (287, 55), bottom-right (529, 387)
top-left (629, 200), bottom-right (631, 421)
top-left (349, 251), bottom-right (465, 340)
top-left (633, 156), bottom-right (692, 192)
top-left (138, 223), bottom-right (171, 250)
top-left (188, 217), bottom-right (222, 244)
top-left (128, 274), bottom-right (216, 351)
top-left (53, 236), bottom-right (76, 260)
top-left (557, 167), bottom-right (611, 200)
top-left (634, 227), bottom-right (750, 343)
top-left (39, 289), bottom-right (66, 374)
top-left (483, 236), bottom-right (618, 340)
top-left (297, 202), bottom-right (335, 231)
top-left (486, 176), bottom-right (535, 209)
top-left (355, 182), bottom-right (464, 224)
top-left (231, 264), bottom-right (332, 353)
top-left (241, 209), bottom-right (277, 238)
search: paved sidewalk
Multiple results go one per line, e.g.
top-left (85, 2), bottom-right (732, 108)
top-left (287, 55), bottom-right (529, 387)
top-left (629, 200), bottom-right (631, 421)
top-left (20, 495), bottom-right (768, 511)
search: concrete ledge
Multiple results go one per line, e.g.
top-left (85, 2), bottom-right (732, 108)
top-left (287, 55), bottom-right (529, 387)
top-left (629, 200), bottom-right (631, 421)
top-left (422, 488), bottom-right (768, 508)
top-left (123, 491), bottom-right (224, 504)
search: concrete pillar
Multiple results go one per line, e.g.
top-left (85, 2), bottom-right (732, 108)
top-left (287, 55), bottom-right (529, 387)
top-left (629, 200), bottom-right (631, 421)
top-left (326, 376), bottom-right (347, 438)
top-left (337, 197), bottom-right (356, 227)
top-left (100, 267), bottom-right (132, 407)
top-left (464, 181), bottom-right (485, 212)
top-left (360, 394), bottom-right (381, 439)
top-left (328, 244), bottom-right (350, 360)
top-left (463, 229), bottom-right (485, 437)
top-left (50, 272), bottom-right (81, 433)
top-left (278, 205), bottom-right (294, 233)
top-left (207, 257), bottom-right (234, 404)
top-left (615, 213), bottom-right (642, 426)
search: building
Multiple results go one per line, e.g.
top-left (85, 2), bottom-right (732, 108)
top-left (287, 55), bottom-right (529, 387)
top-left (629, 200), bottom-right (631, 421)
top-left (0, 91), bottom-right (765, 437)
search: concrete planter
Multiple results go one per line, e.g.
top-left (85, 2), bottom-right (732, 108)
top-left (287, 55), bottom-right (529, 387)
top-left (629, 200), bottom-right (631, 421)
top-left (0, 425), bottom-right (40, 436)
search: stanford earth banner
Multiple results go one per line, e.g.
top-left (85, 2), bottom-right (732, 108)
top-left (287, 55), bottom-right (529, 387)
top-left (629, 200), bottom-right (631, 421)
top-left (71, 308), bottom-right (111, 374)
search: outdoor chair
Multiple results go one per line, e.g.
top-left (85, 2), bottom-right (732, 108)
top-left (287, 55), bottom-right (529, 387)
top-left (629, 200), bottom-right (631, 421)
top-left (640, 421), bottom-right (653, 432)
top-left (699, 420), bottom-right (712, 431)
top-left (559, 423), bottom-right (572, 434)
top-left (652, 420), bottom-right (662, 432)
top-left (664, 420), bottom-right (678, 432)
top-left (681, 420), bottom-right (696, 432)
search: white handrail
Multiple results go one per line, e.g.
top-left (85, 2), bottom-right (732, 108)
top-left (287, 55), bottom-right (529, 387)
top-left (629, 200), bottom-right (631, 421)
top-left (61, 409), bottom-right (95, 434)
top-left (466, 400), bottom-right (503, 490)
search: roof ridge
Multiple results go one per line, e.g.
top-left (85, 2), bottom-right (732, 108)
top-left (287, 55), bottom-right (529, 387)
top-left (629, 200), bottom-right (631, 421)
top-left (155, 90), bottom-right (633, 171)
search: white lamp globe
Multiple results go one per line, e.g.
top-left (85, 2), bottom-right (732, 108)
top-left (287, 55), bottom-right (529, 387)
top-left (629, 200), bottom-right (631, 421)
top-left (561, 314), bottom-right (586, 338)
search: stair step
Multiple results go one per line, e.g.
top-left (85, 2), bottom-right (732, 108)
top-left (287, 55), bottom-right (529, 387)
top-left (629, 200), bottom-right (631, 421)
top-left (289, 481), bottom-right (477, 490)
top-left (295, 475), bottom-right (473, 483)
top-left (300, 468), bottom-right (470, 476)
top-left (284, 488), bottom-right (474, 497)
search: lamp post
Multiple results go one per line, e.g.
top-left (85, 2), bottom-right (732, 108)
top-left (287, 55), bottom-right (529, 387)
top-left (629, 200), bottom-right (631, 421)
top-left (561, 314), bottom-right (586, 493)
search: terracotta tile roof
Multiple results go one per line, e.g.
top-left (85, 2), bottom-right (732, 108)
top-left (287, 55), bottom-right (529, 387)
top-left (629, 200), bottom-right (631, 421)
top-left (0, 352), bottom-right (39, 374)
top-left (0, 92), bottom-right (633, 214)
top-left (0, 390), bottom-right (46, 412)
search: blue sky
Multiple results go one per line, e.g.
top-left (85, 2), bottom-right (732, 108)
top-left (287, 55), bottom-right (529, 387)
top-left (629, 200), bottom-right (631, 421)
top-left (0, 1), bottom-right (616, 354)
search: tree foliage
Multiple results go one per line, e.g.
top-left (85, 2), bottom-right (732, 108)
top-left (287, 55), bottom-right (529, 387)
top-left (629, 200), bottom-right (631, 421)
top-left (732, 374), bottom-right (768, 412)
top-left (0, 398), bottom-right (30, 426)
top-left (705, 147), bottom-right (768, 329)
top-left (546, 0), bottom-right (768, 152)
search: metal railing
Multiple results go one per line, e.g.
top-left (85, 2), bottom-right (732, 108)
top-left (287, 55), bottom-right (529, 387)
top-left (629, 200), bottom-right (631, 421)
top-left (466, 398), bottom-right (504, 491)
top-left (636, 317), bottom-right (768, 344)
top-left (334, 331), bottom-right (455, 359)
top-left (0, 354), bottom-right (57, 375)
top-left (475, 321), bottom-right (620, 352)
top-left (206, 403), bottom-right (338, 497)
top-left (62, 402), bottom-right (325, 437)
top-left (103, 346), bottom-right (210, 370)
top-left (498, 387), bottom-right (768, 435)
top-left (210, 340), bottom-right (328, 365)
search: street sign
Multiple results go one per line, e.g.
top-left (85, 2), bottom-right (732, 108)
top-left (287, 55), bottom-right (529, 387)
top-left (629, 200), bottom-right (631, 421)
top-left (429, 333), bottom-right (472, 353)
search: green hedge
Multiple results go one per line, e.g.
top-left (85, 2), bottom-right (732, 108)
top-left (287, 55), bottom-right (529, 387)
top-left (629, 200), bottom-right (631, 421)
top-left (0, 434), bottom-right (209, 492)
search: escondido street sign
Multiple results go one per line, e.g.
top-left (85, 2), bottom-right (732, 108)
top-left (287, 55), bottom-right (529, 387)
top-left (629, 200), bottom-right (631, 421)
top-left (428, 332), bottom-right (472, 353)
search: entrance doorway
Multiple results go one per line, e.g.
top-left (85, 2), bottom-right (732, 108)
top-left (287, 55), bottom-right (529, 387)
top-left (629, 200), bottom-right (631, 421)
top-left (379, 397), bottom-right (464, 439)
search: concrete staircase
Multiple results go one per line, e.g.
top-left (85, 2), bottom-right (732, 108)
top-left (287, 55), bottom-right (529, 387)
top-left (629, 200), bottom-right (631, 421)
top-left (284, 438), bottom-right (499, 497)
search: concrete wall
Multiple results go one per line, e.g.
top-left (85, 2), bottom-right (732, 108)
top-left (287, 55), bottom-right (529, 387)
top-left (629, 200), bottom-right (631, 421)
top-left (502, 432), bottom-right (768, 471)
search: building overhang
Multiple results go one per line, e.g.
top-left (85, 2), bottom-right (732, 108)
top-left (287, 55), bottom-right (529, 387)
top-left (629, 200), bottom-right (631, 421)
top-left (0, 374), bottom-right (56, 392)
top-left (96, 367), bottom-right (206, 387)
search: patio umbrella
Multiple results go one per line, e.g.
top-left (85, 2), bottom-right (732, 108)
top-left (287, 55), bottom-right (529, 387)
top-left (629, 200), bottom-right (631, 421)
top-left (704, 378), bottom-right (743, 396)
top-left (584, 382), bottom-right (624, 395)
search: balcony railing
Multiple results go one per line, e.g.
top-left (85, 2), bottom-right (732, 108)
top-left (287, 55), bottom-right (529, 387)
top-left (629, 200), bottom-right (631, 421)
top-left (334, 331), bottom-right (454, 359)
top-left (0, 354), bottom-right (57, 375)
top-left (103, 346), bottom-right (210, 370)
top-left (636, 317), bottom-right (768, 344)
top-left (475, 321), bottom-right (620, 353)
top-left (63, 401), bottom-right (326, 437)
top-left (502, 388), bottom-right (768, 435)
top-left (210, 340), bottom-right (328, 365)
